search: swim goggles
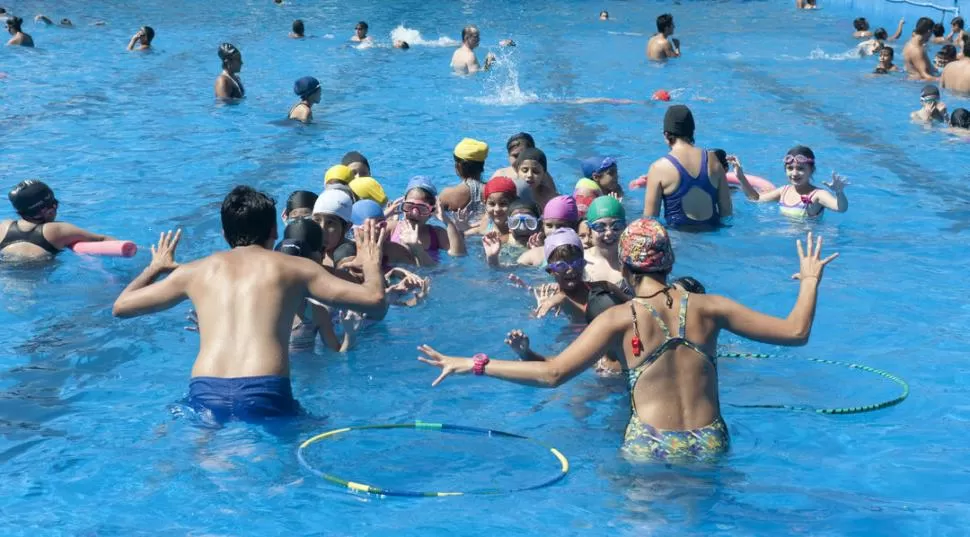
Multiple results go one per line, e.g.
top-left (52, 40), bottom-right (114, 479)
top-left (589, 220), bottom-right (626, 234)
top-left (284, 215), bottom-right (313, 226)
top-left (546, 258), bottom-right (586, 274)
top-left (508, 214), bottom-right (539, 231)
top-left (783, 155), bottom-right (814, 166)
top-left (920, 95), bottom-right (939, 104)
top-left (402, 201), bottom-right (434, 218)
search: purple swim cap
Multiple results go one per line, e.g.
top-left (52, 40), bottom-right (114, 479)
top-left (544, 228), bottom-right (583, 260)
top-left (542, 195), bottom-right (579, 222)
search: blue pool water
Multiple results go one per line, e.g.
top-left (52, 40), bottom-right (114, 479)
top-left (3, 0), bottom-right (970, 534)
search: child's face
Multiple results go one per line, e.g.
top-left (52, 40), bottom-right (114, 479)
top-left (485, 193), bottom-right (511, 224)
top-left (403, 190), bottom-right (434, 224)
top-left (593, 164), bottom-right (619, 188)
top-left (785, 163), bottom-right (813, 186)
top-left (546, 250), bottom-right (586, 290)
top-left (879, 50), bottom-right (892, 63)
top-left (578, 221), bottom-right (593, 249)
top-left (313, 214), bottom-right (346, 250)
top-left (543, 218), bottom-right (572, 236)
top-left (508, 209), bottom-right (539, 238)
top-left (589, 218), bottom-right (624, 247)
top-left (517, 160), bottom-right (545, 187)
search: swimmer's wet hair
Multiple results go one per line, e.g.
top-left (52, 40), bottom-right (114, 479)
top-left (292, 19), bottom-right (304, 34)
top-left (356, 21), bottom-right (368, 30)
top-left (221, 185), bottom-right (277, 248)
top-left (916, 17), bottom-right (935, 35)
top-left (854, 18), bottom-right (869, 31)
top-left (143, 26), bottom-right (155, 42)
top-left (461, 25), bottom-right (479, 41)
top-left (656, 14), bottom-right (674, 33)
top-left (507, 132), bottom-right (535, 152)
top-left (938, 44), bottom-right (957, 61)
top-left (454, 155), bottom-right (485, 178)
top-left (6, 16), bottom-right (23, 31)
top-left (514, 148), bottom-right (548, 171)
top-left (547, 244), bottom-right (583, 264)
top-left (672, 276), bottom-right (706, 294)
top-left (951, 108), bottom-right (970, 129)
top-left (786, 145), bottom-right (816, 168)
top-left (873, 28), bottom-right (888, 40)
top-left (286, 190), bottom-right (318, 213)
top-left (954, 17), bottom-right (965, 30)
top-left (509, 199), bottom-right (540, 217)
top-left (933, 23), bottom-right (945, 37)
top-left (962, 34), bottom-right (970, 57)
top-left (399, 41), bottom-right (409, 49)
top-left (218, 43), bottom-right (240, 67)
top-left (585, 282), bottom-right (628, 323)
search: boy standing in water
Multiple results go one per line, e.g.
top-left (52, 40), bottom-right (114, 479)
top-left (112, 186), bottom-right (388, 423)
top-left (646, 14), bottom-right (679, 60)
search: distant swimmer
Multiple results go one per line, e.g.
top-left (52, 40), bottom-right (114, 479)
top-left (857, 20), bottom-right (904, 56)
top-left (126, 26), bottom-right (154, 51)
top-left (796, 0), bottom-right (818, 8)
top-left (600, 10), bottom-right (609, 21)
top-left (450, 25), bottom-right (496, 74)
top-left (646, 14), bottom-right (679, 60)
top-left (6, 17), bottom-right (33, 47)
top-left (873, 46), bottom-right (900, 74)
top-left (936, 45), bottom-right (958, 71)
top-left (59, 18), bottom-right (72, 28)
top-left (352, 21), bottom-right (371, 42)
top-left (643, 105), bottom-right (732, 229)
top-left (731, 146), bottom-right (848, 218)
top-left (1, 180), bottom-right (115, 261)
top-left (853, 17), bottom-right (872, 39)
top-left (341, 151), bottom-right (371, 178)
top-left (904, 17), bottom-right (938, 81)
top-left (393, 40), bottom-right (409, 49)
top-left (930, 22), bottom-right (948, 45)
top-left (940, 37), bottom-right (970, 93)
top-left (948, 108), bottom-right (970, 132)
top-left (214, 43), bottom-right (245, 100)
top-left (911, 85), bottom-right (948, 123)
top-left (290, 19), bottom-right (304, 39)
top-left (112, 186), bottom-right (389, 424)
top-left (948, 17), bottom-right (966, 47)
top-left (34, 14), bottom-right (52, 25)
top-left (288, 76), bottom-right (321, 123)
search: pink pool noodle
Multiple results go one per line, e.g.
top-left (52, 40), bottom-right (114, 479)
top-left (71, 240), bottom-right (138, 258)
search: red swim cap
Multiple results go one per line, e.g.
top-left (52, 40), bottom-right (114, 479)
top-left (484, 176), bottom-right (517, 200)
top-left (652, 90), bottom-right (671, 102)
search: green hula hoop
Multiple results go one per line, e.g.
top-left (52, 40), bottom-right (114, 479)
top-left (297, 421), bottom-right (569, 497)
top-left (719, 352), bottom-right (910, 415)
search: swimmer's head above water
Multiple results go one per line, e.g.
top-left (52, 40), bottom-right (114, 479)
top-left (951, 108), bottom-right (970, 129)
top-left (453, 138), bottom-right (488, 179)
top-left (139, 26), bottom-right (154, 46)
top-left (783, 145), bottom-right (816, 186)
top-left (514, 148), bottom-right (548, 189)
top-left (221, 185), bottom-right (277, 248)
top-left (402, 176), bottom-right (437, 224)
top-left (544, 228), bottom-right (586, 291)
top-left (312, 189), bottom-right (354, 250)
top-left (461, 25), bottom-right (481, 48)
top-left (6, 16), bottom-right (23, 33)
top-left (9, 180), bottom-right (58, 223)
top-left (933, 22), bottom-right (946, 38)
top-left (872, 28), bottom-right (888, 42)
top-left (619, 218), bottom-right (675, 282)
top-left (483, 176), bottom-right (517, 225)
top-left (600, 10), bottom-right (609, 21)
top-left (853, 18), bottom-right (870, 32)
top-left (656, 14), bottom-right (675, 37)
top-left (293, 76), bottom-right (321, 103)
top-left (291, 19), bottom-right (304, 37)
top-left (586, 196), bottom-right (626, 248)
top-left (355, 21), bottom-right (368, 40)
top-left (283, 190), bottom-right (317, 223)
top-left (953, 17), bottom-right (965, 31)
top-left (915, 17), bottom-right (935, 41)
top-left (507, 200), bottom-right (540, 238)
top-left (506, 132), bottom-right (535, 166)
top-left (394, 40), bottom-right (409, 49)
top-left (662, 104), bottom-right (696, 146)
top-left (935, 45), bottom-right (957, 69)
top-left (218, 43), bottom-right (243, 74)
top-left (277, 218), bottom-right (324, 262)
top-left (879, 46), bottom-right (894, 63)
top-left (542, 195), bottom-right (579, 234)
top-left (341, 151), bottom-right (371, 178)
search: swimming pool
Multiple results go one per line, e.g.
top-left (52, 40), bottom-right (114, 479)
top-left (2, 0), bottom-right (970, 534)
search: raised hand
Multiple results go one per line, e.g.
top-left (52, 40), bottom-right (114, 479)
top-left (726, 155), bottom-right (742, 170)
top-left (150, 229), bottom-right (182, 272)
top-left (354, 220), bottom-right (385, 267)
top-left (533, 283), bottom-right (563, 317)
top-left (452, 206), bottom-right (473, 232)
top-left (397, 219), bottom-right (422, 247)
top-left (527, 232), bottom-right (544, 249)
top-left (482, 231), bottom-right (502, 258)
top-left (793, 231), bottom-right (839, 282)
top-left (824, 172), bottom-right (849, 194)
top-left (504, 329), bottom-right (530, 358)
top-left (384, 197), bottom-right (404, 218)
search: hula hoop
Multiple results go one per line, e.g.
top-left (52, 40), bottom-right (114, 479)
top-left (297, 421), bottom-right (569, 497)
top-left (719, 352), bottom-right (910, 415)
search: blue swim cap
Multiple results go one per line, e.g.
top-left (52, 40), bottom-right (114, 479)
top-left (294, 76), bottom-right (321, 98)
top-left (351, 199), bottom-right (384, 225)
top-left (406, 176), bottom-right (437, 198)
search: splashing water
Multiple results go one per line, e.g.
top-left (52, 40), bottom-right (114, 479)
top-left (389, 25), bottom-right (460, 47)
top-left (470, 50), bottom-right (540, 106)
top-left (807, 46), bottom-right (865, 61)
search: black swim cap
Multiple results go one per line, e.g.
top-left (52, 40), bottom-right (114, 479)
top-left (9, 180), bottom-right (56, 216)
top-left (286, 190), bottom-right (318, 212)
top-left (514, 148), bottom-right (548, 170)
top-left (585, 282), bottom-right (628, 323)
top-left (341, 151), bottom-right (370, 169)
top-left (218, 43), bottom-right (239, 61)
top-left (283, 218), bottom-right (324, 254)
top-left (663, 105), bottom-right (695, 139)
top-left (275, 238), bottom-right (310, 258)
top-left (672, 276), bottom-right (706, 294)
top-left (951, 108), bottom-right (970, 129)
top-left (921, 85), bottom-right (940, 98)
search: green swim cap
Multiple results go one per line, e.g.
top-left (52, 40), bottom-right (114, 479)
top-left (586, 196), bottom-right (625, 224)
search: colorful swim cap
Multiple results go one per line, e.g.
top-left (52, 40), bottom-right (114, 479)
top-left (325, 164), bottom-right (354, 184)
top-left (454, 138), bottom-right (489, 162)
top-left (9, 180), bottom-right (56, 215)
top-left (406, 176), bottom-right (437, 198)
top-left (349, 176), bottom-right (388, 206)
top-left (619, 218), bottom-right (675, 273)
top-left (544, 228), bottom-right (583, 261)
top-left (542, 195), bottom-right (579, 222)
top-left (581, 157), bottom-right (616, 178)
top-left (294, 76), bottom-right (321, 98)
top-left (574, 178), bottom-right (601, 193)
top-left (351, 199), bottom-right (384, 225)
top-left (312, 189), bottom-right (353, 224)
top-left (586, 196), bottom-right (626, 224)
top-left (483, 176), bottom-right (517, 200)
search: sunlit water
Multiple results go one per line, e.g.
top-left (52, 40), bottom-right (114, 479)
top-left (2, 0), bottom-right (970, 535)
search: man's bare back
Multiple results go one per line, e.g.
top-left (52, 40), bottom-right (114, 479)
top-left (646, 34), bottom-right (677, 60)
top-left (941, 59), bottom-right (970, 93)
top-left (451, 46), bottom-right (479, 74)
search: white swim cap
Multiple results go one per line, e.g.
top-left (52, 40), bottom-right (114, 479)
top-left (313, 189), bottom-right (353, 224)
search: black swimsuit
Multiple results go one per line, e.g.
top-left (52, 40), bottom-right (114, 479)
top-left (0, 222), bottom-right (59, 255)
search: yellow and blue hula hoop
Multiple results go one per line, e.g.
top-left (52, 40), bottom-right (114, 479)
top-left (719, 352), bottom-right (910, 414)
top-left (297, 421), bottom-right (569, 497)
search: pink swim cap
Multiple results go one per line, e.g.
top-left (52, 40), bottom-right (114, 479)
top-left (542, 195), bottom-right (579, 222)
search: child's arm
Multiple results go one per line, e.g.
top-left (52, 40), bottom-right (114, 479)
top-left (816, 173), bottom-right (849, 212)
top-left (312, 304), bottom-right (342, 351)
top-left (436, 204), bottom-right (467, 257)
top-left (890, 18), bottom-right (905, 41)
top-left (728, 156), bottom-right (782, 203)
top-left (338, 311), bottom-right (364, 352)
top-left (505, 330), bottom-right (547, 361)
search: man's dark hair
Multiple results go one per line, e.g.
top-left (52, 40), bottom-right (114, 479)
top-left (357, 21), bottom-right (368, 30)
top-left (874, 27), bottom-right (888, 40)
top-left (854, 18), bottom-right (869, 31)
top-left (143, 26), bottom-right (155, 42)
top-left (656, 14), bottom-right (674, 34)
top-left (882, 45), bottom-right (895, 59)
top-left (953, 17), bottom-right (964, 30)
top-left (454, 156), bottom-right (485, 178)
top-left (963, 33), bottom-right (970, 57)
top-left (506, 132), bottom-right (535, 153)
top-left (915, 17), bottom-right (935, 36)
top-left (292, 19), bottom-right (304, 35)
top-left (221, 185), bottom-right (277, 248)
top-left (933, 22), bottom-right (945, 37)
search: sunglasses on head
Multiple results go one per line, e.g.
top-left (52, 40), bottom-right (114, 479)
top-left (546, 258), bottom-right (586, 274)
top-left (402, 201), bottom-right (434, 217)
top-left (508, 214), bottom-right (539, 231)
top-left (783, 154), bottom-right (814, 166)
top-left (589, 220), bottom-right (626, 234)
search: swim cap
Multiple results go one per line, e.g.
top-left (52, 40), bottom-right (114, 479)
top-left (275, 238), bottom-right (312, 258)
top-left (349, 176), bottom-right (388, 206)
top-left (951, 108), bottom-right (970, 129)
top-left (585, 282), bottom-right (628, 323)
top-left (282, 218), bottom-right (324, 253)
top-left (325, 164), bottom-right (355, 184)
top-left (543, 228), bottom-right (583, 261)
top-left (218, 43), bottom-right (240, 61)
top-left (574, 178), bottom-right (601, 192)
top-left (286, 190), bottom-right (318, 212)
top-left (9, 180), bottom-right (56, 215)
top-left (406, 176), bottom-right (438, 198)
top-left (341, 151), bottom-right (370, 169)
top-left (586, 196), bottom-right (626, 224)
top-left (921, 85), bottom-right (941, 98)
top-left (672, 276), bottom-right (706, 294)
top-left (326, 182), bottom-right (355, 200)
top-left (483, 176), bottom-right (517, 200)
top-left (581, 157), bottom-right (616, 178)
top-left (312, 189), bottom-right (353, 223)
top-left (619, 218), bottom-right (674, 273)
top-left (542, 195), bottom-right (579, 222)
top-left (454, 138), bottom-right (489, 162)
top-left (663, 105), bottom-right (695, 138)
top-left (294, 76), bottom-right (321, 98)
top-left (514, 148), bottom-right (548, 170)
top-left (652, 89), bottom-right (671, 102)
top-left (351, 199), bottom-right (384, 225)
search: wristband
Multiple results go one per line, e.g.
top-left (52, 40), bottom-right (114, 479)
top-left (473, 353), bottom-right (490, 376)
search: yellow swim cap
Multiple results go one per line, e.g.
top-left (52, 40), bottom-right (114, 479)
top-left (325, 164), bottom-right (355, 184)
top-left (453, 138), bottom-right (489, 162)
top-left (574, 178), bottom-right (601, 192)
top-left (349, 176), bottom-right (388, 206)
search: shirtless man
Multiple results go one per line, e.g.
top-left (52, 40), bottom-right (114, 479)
top-left (127, 26), bottom-right (154, 51)
top-left (643, 105), bottom-right (732, 229)
top-left (646, 14), bottom-right (679, 60)
top-left (904, 17), bottom-right (938, 81)
top-left (1, 180), bottom-right (114, 261)
top-left (352, 21), bottom-right (371, 43)
top-left (112, 186), bottom-right (388, 422)
top-left (941, 36), bottom-right (970, 93)
top-left (451, 25), bottom-right (495, 74)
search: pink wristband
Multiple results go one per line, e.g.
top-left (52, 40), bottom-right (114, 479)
top-left (473, 353), bottom-right (490, 376)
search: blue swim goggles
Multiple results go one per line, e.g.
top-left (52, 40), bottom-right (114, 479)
top-left (589, 220), bottom-right (626, 234)
top-left (508, 214), bottom-right (539, 232)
